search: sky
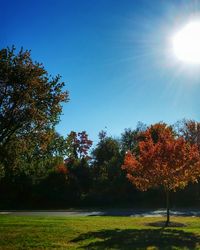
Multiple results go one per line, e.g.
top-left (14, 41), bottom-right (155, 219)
top-left (1, 0), bottom-right (200, 143)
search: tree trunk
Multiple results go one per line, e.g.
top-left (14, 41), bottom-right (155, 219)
top-left (165, 189), bottom-right (170, 227)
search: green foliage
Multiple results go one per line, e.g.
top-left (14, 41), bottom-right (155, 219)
top-left (90, 133), bottom-right (133, 205)
top-left (0, 46), bottom-right (68, 146)
top-left (0, 46), bottom-right (68, 178)
top-left (92, 135), bottom-right (121, 179)
top-left (121, 122), bottom-right (147, 154)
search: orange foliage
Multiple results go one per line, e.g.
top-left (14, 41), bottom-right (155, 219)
top-left (122, 123), bottom-right (200, 192)
top-left (56, 163), bottom-right (68, 174)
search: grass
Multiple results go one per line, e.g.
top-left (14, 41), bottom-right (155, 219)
top-left (0, 215), bottom-right (200, 249)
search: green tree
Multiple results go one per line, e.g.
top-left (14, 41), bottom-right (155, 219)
top-left (91, 132), bottom-right (125, 204)
top-left (0, 46), bottom-right (69, 176)
top-left (121, 122), bottom-right (147, 154)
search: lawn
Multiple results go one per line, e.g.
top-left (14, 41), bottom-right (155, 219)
top-left (0, 215), bottom-right (200, 249)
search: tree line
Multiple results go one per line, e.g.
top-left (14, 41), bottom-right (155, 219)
top-left (1, 47), bottom-right (200, 209)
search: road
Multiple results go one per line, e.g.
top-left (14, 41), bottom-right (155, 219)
top-left (1, 209), bottom-right (200, 217)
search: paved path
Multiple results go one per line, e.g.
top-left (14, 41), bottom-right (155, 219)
top-left (1, 209), bottom-right (200, 217)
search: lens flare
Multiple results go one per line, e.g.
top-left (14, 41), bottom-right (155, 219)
top-left (172, 21), bottom-right (200, 64)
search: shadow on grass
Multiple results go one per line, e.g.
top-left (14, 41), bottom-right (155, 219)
top-left (147, 221), bottom-right (186, 227)
top-left (71, 228), bottom-right (200, 249)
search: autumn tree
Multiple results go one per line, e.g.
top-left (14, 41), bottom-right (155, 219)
top-left (0, 46), bottom-right (68, 176)
top-left (65, 131), bottom-right (92, 161)
top-left (174, 119), bottom-right (200, 150)
top-left (122, 123), bottom-right (200, 226)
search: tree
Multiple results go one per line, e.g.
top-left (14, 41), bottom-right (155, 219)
top-left (91, 132), bottom-right (125, 204)
top-left (65, 131), bottom-right (92, 161)
top-left (174, 119), bottom-right (200, 150)
top-left (0, 46), bottom-right (68, 176)
top-left (122, 123), bottom-right (200, 226)
top-left (0, 46), bottom-right (68, 147)
top-left (63, 131), bottom-right (93, 203)
top-left (121, 122), bottom-right (147, 155)
top-left (0, 129), bottom-right (67, 208)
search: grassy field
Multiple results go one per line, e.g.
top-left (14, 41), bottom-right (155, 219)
top-left (0, 215), bottom-right (200, 249)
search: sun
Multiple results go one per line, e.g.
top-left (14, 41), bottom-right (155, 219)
top-left (172, 21), bottom-right (200, 64)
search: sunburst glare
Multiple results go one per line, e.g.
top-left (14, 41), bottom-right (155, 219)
top-left (172, 21), bottom-right (200, 64)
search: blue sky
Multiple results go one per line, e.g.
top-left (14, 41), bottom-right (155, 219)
top-left (1, 0), bottom-right (200, 142)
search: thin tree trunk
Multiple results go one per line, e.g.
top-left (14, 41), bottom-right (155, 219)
top-left (165, 189), bottom-right (170, 227)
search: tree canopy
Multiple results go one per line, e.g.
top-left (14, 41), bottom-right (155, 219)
top-left (122, 123), bottom-right (200, 225)
top-left (0, 46), bottom-right (69, 177)
top-left (0, 47), bottom-right (69, 147)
